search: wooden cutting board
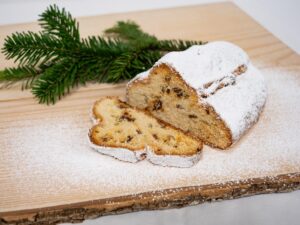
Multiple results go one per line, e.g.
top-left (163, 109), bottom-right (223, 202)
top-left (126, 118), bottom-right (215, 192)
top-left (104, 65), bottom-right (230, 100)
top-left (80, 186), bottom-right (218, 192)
top-left (1, 2), bottom-right (300, 224)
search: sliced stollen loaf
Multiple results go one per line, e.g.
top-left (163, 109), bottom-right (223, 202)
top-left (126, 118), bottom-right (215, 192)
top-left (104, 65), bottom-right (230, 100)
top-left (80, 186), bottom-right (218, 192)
top-left (126, 41), bottom-right (267, 149)
top-left (89, 97), bottom-right (202, 167)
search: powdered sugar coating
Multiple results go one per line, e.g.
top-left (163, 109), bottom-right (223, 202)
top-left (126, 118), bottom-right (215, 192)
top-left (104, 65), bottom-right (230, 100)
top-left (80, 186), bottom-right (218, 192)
top-left (205, 64), bottom-right (267, 142)
top-left (147, 147), bottom-right (202, 168)
top-left (89, 141), bottom-right (201, 168)
top-left (130, 41), bottom-right (267, 144)
top-left (156, 41), bottom-right (250, 88)
top-left (89, 141), bottom-right (146, 163)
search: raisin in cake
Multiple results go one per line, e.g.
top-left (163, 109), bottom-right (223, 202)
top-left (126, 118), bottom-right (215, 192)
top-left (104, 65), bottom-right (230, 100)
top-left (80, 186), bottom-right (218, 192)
top-left (89, 97), bottom-right (202, 167)
top-left (126, 41), bottom-right (267, 149)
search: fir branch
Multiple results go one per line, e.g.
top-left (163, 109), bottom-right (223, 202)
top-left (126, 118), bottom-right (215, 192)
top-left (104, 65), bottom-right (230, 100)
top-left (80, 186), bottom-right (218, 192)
top-left (0, 66), bottom-right (39, 89)
top-left (32, 58), bottom-right (79, 104)
top-left (0, 4), bottom-right (206, 104)
top-left (39, 4), bottom-right (80, 45)
top-left (106, 52), bottom-right (139, 82)
top-left (104, 21), bottom-right (206, 51)
top-left (2, 31), bottom-right (63, 66)
top-left (104, 20), bottom-right (157, 46)
top-left (80, 36), bottom-right (129, 57)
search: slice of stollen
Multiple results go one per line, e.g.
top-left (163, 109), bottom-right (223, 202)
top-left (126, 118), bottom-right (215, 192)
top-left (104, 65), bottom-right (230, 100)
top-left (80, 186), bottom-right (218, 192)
top-left (89, 97), bottom-right (202, 168)
top-left (126, 41), bottom-right (267, 149)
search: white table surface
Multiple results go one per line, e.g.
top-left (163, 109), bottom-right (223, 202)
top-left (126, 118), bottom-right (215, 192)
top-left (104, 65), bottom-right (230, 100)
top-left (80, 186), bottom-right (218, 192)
top-left (0, 1), bottom-right (299, 224)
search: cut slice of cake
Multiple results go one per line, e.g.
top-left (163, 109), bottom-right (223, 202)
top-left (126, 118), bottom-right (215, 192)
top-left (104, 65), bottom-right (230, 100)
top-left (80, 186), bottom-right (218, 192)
top-left (89, 97), bottom-right (202, 167)
top-left (126, 41), bottom-right (267, 149)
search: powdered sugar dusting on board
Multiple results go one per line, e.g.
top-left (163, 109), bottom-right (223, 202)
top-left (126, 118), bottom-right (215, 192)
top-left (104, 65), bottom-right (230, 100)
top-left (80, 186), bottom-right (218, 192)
top-left (1, 68), bottom-right (299, 211)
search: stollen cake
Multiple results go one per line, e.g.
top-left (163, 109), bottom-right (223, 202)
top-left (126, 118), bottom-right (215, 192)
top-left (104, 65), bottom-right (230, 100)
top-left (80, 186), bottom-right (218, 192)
top-left (89, 97), bottom-right (202, 167)
top-left (127, 41), bottom-right (267, 149)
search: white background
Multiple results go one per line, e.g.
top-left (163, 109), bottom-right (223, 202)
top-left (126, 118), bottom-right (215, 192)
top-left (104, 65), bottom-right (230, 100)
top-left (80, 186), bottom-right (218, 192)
top-left (0, 0), bottom-right (299, 54)
top-left (1, 1), bottom-right (299, 225)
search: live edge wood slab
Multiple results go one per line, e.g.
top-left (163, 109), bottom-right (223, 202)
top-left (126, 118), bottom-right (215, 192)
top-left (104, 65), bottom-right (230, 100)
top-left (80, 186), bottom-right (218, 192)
top-left (0, 2), bottom-right (300, 225)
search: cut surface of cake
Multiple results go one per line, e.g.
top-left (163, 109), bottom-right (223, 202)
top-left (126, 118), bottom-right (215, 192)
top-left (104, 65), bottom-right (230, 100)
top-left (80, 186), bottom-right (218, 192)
top-left (126, 41), bottom-right (267, 149)
top-left (89, 97), bottom-right (202, 167)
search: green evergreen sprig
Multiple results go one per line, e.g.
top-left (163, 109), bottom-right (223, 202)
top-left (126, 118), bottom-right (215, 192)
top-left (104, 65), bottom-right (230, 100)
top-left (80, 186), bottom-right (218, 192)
top-left (0, 4), bottom-right (206, 104)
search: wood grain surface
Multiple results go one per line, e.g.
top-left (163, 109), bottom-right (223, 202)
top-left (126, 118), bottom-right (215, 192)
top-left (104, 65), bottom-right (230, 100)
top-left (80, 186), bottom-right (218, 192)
top-left (0, 2), bottom-right (300, 224)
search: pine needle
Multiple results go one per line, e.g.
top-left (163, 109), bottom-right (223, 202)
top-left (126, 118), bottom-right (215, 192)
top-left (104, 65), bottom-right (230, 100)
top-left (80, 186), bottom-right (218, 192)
top-left (0, 4), bottom-right (206, 104)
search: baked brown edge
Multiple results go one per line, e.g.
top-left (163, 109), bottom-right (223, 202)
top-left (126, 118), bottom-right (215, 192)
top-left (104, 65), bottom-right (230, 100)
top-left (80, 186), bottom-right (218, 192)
top-left (1, 172), bottom-right (299, 225)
